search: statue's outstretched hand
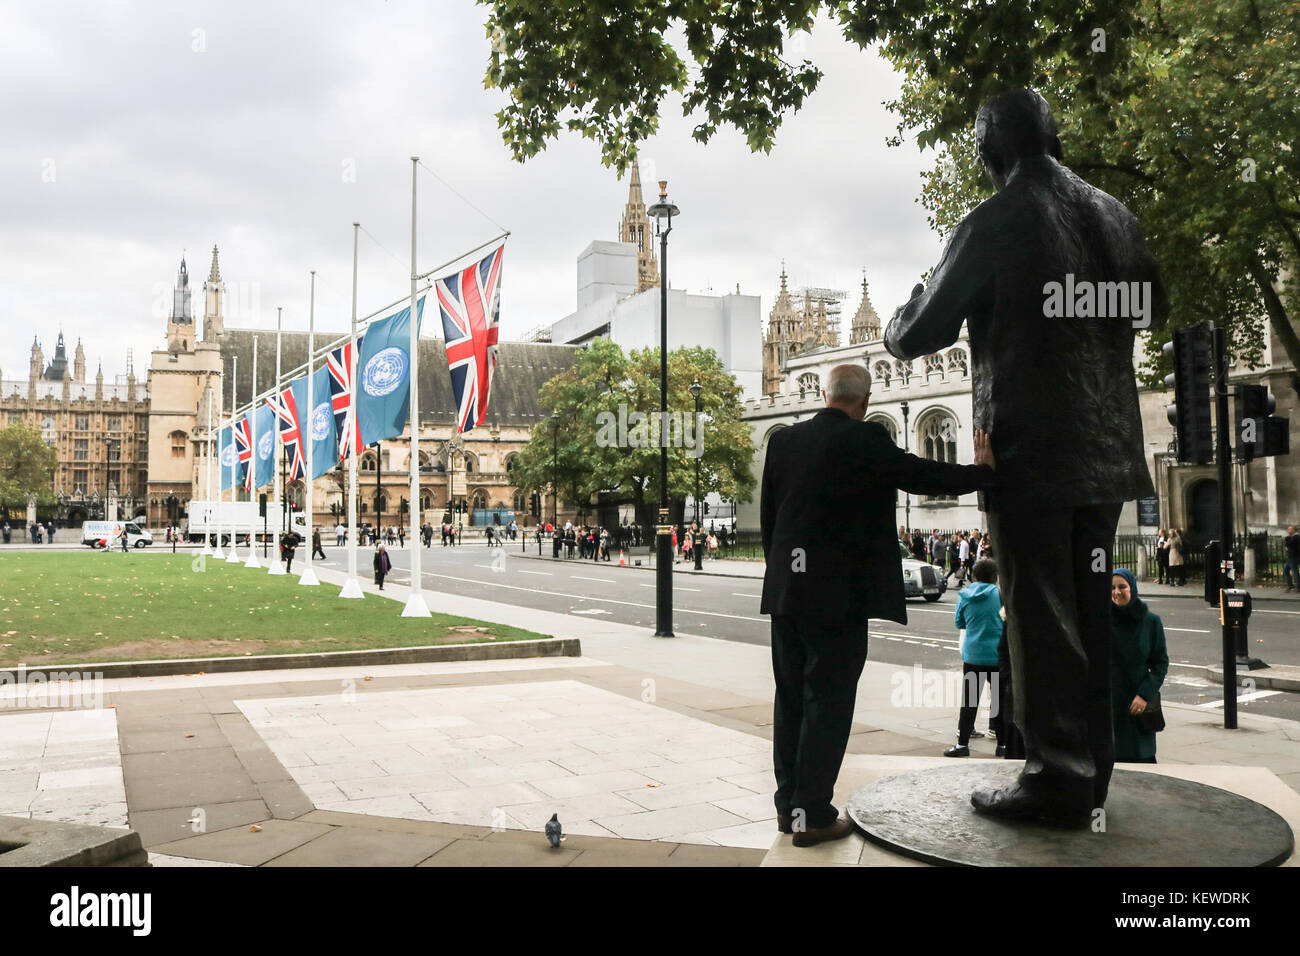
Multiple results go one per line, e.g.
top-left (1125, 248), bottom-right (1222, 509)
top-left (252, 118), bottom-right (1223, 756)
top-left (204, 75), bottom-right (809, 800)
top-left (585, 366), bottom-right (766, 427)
top-left (974, 430), bottom-right (995, 470)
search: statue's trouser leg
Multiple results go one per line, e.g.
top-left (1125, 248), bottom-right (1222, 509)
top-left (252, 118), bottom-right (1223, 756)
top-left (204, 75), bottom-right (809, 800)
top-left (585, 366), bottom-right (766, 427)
top-left (988, 503), bottom-right (1120, 809)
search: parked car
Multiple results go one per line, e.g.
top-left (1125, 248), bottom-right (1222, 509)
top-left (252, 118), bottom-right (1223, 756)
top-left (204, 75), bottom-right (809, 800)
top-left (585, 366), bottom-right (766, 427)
top-left (900, 541), bottom-right (946, 602)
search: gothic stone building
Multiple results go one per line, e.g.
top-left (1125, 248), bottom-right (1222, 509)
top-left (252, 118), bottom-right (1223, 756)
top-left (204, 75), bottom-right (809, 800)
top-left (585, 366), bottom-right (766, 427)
top-left (0, 333), bottom-right (149, 524)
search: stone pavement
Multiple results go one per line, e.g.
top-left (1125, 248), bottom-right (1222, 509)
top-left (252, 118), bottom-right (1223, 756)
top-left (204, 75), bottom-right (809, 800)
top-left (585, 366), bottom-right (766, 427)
top-left (0, 555), bottom-right (1296, 866)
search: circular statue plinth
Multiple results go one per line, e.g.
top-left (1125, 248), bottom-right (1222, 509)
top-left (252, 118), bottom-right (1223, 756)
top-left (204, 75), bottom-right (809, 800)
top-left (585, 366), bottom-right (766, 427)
top-left (846, 763), bottom-right (1293, 867)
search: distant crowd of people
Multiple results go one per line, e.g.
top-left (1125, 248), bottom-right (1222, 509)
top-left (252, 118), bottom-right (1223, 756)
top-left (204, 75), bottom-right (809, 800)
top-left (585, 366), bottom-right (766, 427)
top-left (899, 527), bottom-right (993, 586)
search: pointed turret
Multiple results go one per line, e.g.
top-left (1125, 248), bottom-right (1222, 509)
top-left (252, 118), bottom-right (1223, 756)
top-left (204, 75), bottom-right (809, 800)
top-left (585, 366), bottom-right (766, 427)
top-left (203, 244), bottom-right (225, 342)
top-left (74, 337), bottom-right (86, 382)
top-left (618, 160), bottom-right (659, 294)
top-left (44, 331), bottom-right (70, 381)
top-left (167, 255), bottom-right (197, 352)
top-left (30, 337), bottom-right (44, 383)
top-left (762, 262), bottom-right (805, 396)
top-left (848, 269), bottom-right (882, 344)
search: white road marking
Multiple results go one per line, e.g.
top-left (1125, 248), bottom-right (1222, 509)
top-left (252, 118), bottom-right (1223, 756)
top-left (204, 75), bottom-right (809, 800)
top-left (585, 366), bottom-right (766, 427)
top-left (517, 570), bottom-right (552, 576)
top-left (640, 582), bottom-right (700, 591)
top-left (571, 609), bottom-right (611, 615)
top-left (415, 569), bottom-right (770, 622)
top-left (732, 592), bottom-right (763, 598)
top-left (570, 576), bottom-right (616, 584)
top-left (1252, 608), bottom-right (1300, 616)
top-left (1164, 627), bottom-right (1211, 633)
top-left (1196, 690), bottom-right (1282, 708)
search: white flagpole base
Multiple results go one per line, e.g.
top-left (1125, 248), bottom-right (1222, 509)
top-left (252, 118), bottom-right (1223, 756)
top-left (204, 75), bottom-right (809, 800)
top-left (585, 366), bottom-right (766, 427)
top-left (244, 553), bottom-right (261, 569)
top-left (267, 562), bottom-right (286, 576)
top-left (401, 593), bottom-right (432, 618)
top-left (298, 568), bottom-right (321, 586)
top-left (225, 550), bottom-right (241, 563)
top-left (339, 577), bottom-right (364, 599)
top-left (212, 545), bottom-right (225, 559)
top-left (201, 541), bottom-right (212, 556)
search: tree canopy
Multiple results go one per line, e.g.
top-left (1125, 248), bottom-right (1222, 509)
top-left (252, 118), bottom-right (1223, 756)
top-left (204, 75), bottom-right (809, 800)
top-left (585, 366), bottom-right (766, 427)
top-left (482, 0), bottom-right (1300, 395)
top-left (508, 338), bottom-right (755, 527)
top-left (0, 424), bottom-right (57, 508)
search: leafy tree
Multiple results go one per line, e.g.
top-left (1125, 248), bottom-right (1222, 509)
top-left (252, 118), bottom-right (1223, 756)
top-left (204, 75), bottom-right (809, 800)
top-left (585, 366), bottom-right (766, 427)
top-left (0, 424), bottom-right (57, 518)
top-left (482, 0), bottom-right (1300, 396)
top-left (510, 338), bottom-right (755, 531)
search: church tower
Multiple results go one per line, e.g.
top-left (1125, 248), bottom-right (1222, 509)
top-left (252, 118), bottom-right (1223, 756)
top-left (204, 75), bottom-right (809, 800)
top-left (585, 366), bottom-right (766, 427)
top-left (74, 338), bottom-right (86, 382)
top-left (762, 264), bottom-right (805, 396)
top-left (848, 270), bottom-right (882, 344)
top-left (166, 257), bottom-right (195, 353)
top-left (618, 162), bottom-right (660, 294)
top-left (203, 245), bottom-right (225, 341)
top-left (29, 337), bottom-right (44, 385)
top-left (43, 332), bottom-right (71, 381)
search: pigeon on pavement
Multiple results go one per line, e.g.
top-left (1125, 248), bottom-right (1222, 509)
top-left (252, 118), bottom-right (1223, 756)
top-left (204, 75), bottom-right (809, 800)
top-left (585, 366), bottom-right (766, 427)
top-left (545, 813), bottom-right (563, 847)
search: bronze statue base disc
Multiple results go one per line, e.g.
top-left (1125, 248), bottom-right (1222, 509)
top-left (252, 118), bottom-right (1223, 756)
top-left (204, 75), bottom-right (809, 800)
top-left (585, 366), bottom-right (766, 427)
top-left (845, 763), bottom-right (1293, 867)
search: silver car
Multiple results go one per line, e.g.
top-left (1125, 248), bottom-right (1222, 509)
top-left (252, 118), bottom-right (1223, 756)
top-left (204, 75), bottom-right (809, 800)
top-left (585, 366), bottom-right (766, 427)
top-left (900, 542), bottom-right (946, 602)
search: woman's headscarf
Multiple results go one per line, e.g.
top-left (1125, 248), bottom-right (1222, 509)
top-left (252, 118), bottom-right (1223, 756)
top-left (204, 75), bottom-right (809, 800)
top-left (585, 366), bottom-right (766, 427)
top-left (1111, 567), bottom-right (1146, 624)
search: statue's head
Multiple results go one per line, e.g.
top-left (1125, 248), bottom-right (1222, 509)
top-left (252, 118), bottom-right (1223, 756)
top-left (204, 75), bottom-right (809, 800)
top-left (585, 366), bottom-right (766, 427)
top-left (975, 88), bottom-right (1062, 191)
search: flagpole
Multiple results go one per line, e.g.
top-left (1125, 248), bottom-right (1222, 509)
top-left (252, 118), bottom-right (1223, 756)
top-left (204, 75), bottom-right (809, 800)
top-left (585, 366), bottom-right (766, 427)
top-left (202, 381), bottom-right (213, 555)
top-left (340, 224), bottom-right (364, 599)
top-left (403, 156), bottom-right (430, 617)
top-left (300, 272), bottom-right (321, 586)
top-left (268, 307), bottom-right (286, 574)
top-left (225, 354), bottom-right (242, 563)
top-left (244, 337), bottom-right (262, 568)
top-left (213, 367), bottom-right (226, 559)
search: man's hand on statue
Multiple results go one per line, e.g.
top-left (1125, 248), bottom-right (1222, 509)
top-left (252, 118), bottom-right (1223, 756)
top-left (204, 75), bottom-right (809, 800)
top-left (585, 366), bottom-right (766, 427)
top-left (973, 430), bottom-right (995, 469)
top-left (1130, 695), bottom-right (1147, 716)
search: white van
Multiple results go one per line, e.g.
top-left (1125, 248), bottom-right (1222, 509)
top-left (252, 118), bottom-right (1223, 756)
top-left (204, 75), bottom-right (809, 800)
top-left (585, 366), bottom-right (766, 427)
top-left (83, 521), bottom-right (154, 549)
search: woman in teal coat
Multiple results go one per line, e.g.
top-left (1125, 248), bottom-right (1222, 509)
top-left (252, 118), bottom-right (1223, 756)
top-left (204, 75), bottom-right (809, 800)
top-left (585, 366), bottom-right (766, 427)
top-left (1110, 568), bottom-right (1169, 763)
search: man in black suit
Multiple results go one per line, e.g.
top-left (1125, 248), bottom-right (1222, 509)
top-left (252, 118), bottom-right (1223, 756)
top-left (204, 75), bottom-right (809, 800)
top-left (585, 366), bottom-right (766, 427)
top-left (885, 89), bottom-right (1168, 826)
top-left (761, 364), bottom-right (995, 846)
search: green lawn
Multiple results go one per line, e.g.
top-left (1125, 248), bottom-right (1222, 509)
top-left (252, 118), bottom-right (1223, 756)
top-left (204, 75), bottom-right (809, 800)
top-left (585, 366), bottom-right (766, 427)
top-left (0, 552), bottom-right (552, 666)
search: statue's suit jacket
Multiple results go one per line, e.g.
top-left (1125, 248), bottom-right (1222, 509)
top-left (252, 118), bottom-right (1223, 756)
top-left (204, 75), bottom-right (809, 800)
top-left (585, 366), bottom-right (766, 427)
top-left (885, 155), bottom-right (1169, 512)
top-left (760, 408), bottom-right (994, 627)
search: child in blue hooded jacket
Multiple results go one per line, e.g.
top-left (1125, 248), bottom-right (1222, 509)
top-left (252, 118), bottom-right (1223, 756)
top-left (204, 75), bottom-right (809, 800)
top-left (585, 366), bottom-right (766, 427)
top-left (945, 558), bottom-right (1002, 757)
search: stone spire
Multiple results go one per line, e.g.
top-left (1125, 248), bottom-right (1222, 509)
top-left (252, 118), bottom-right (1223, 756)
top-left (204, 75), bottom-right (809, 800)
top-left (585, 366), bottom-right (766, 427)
top-left (74, 337), bottom-right (86, 382)
top-left (203, 244), bottom-right (225, 342)
top-left (618, 161), bottom-right (659, 294)
top-left (29, 336), bottom-right (44, 383)
top-left (44, 331), bottom-right (70, 381)
top-left (762, 262), bottom-right (805, 396)
top-left (849, 269), bottom-right (882, 344)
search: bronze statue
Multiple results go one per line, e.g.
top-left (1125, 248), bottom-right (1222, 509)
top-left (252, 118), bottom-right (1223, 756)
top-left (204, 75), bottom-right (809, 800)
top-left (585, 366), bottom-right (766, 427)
top-left (885, 88), bottom-right (1168, 827)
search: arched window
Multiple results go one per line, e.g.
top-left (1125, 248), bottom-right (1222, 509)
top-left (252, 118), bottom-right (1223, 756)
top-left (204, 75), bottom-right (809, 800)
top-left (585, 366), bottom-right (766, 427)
top-left (924, 354), bottom-right (945, 376)
top-left (360, 452), bottom-right (377, 472)
top-left (513, 490), bottom-right (527, 512)
top-left (873, 361), bottom-right (892, 388)
top-left (866, 414), bottom-right (898, 444)
top-left (797, 372), bottom-right (820, 394)
top-left (418, 451), bottom-right (435, 473)
top-left (918, 411), bottom-right (959, 501)
top-left (420, 491), bottom-right (431, 510)
top-left (894, 359), bottom-right (912, 383)
top-left (947, 348), bottom-right (968, 375)
top-left (471, 489), bottom-right (487, 511)
top-left (464, 452), bottom-right (477, 473)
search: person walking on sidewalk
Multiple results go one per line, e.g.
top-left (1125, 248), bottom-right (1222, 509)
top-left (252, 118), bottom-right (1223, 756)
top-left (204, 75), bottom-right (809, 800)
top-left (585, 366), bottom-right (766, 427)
top-left (1283, 525), bottom-right (1299, 592)
top-left (1168, 529), bottom-right (1185, 586)
top-left (312, 526), bottom-right (326, 561)
top-left (761, 364), bottom-right (996, 848)
top-left (945, 558), bottom-right (1003, 758)
top-left (1110, 569), bottom-right (1168, 764)
top-left (373, 542), bottom-right (392, 590)
top-left (280, 529), bottom-right (300, 573)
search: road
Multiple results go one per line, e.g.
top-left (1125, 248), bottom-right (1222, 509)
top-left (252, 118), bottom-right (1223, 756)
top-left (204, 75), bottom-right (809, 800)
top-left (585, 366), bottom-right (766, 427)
top-left (303, 540), bottom-right (1300, 723)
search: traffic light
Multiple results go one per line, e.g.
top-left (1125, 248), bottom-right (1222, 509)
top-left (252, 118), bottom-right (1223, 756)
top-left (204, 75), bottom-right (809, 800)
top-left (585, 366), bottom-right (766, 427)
top-left (1163, 327), bottom-right (1214, 464)
top-left (259, 493), bottom-right (268, 518)
top-left (400, 497), bottom-right (408, 516)
top-left (704, 502), bottom-right (710, 515)
top-left (1234, 384), bottom-right (1290, 460)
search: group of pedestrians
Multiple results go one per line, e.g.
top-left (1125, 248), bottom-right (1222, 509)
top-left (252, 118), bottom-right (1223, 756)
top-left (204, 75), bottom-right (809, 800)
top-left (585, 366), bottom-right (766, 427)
top-left (7, 521), bottom-right (57, 544)
top-left (1154, 528), bottom-right (1186, 586)
top-left (899, 527), bottom-right (992, 586)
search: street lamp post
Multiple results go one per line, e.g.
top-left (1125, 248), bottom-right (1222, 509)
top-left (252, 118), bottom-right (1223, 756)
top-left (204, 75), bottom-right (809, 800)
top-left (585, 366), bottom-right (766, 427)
top-left (550, 412), bottom-right (559, 528)
top-left (900, 400), bottom-right (911, 533)
top-left (647, 180), bottom-right (679, 637)
top-left (691, 378), bottom-right (703, 571)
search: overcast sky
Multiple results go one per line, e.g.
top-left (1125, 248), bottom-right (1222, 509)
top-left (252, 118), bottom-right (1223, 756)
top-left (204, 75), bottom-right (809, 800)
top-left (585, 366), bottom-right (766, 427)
top-left (1, 2), bottom-right (950, 385)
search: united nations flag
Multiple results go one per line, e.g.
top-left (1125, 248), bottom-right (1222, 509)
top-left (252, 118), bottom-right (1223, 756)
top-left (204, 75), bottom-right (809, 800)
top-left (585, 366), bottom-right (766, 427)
top-left (356, 296), bottom-right (426, 447)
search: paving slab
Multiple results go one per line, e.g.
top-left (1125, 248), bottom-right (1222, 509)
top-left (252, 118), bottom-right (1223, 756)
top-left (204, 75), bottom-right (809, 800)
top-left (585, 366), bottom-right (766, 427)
top-left (151, 818), bottom-right (334, 866)
top-left (417, 839), bottom-right (581, 867)
top-left (128, 799), bottom-right (271, 848)
top-left (263, 825), bottom-right (453, 867)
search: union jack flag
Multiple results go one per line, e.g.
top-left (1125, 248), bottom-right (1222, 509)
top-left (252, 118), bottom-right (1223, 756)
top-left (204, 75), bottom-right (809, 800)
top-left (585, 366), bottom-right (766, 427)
top-left (234, 414), bottom-right (254, 491)
top-left (436, 244), bottom-right (503, 433)
top-left (274, 385), bottom-right (306, 481)
top-left (327, 335), bottom-right (363, 461)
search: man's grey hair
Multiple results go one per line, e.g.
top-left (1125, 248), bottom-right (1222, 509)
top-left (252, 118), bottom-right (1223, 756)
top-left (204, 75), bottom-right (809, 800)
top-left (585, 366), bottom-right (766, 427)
top-left (824, 364), bottom-right (872, 404)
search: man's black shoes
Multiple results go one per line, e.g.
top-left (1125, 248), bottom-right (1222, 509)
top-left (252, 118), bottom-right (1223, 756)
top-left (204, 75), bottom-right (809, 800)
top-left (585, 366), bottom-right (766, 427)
top-left (944, 744), bottom-right (970, 757)
top-left (791, 817), bottom-right (856, 848)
